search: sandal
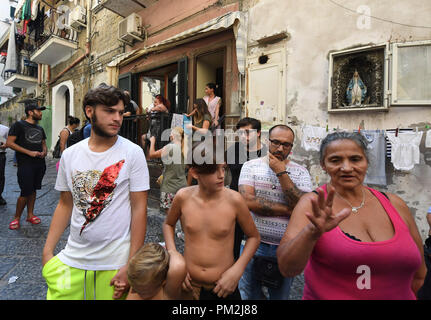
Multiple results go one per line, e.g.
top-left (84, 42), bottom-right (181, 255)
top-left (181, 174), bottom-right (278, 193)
top-left (26, 216), bottom-right (41, 225)
top-left (9, 219), bottom-right (20, 230)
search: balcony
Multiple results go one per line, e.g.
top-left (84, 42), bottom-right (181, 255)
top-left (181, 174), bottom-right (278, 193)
top-left (3, 52), bottom-right (38, 89)
top-left (31, 35), bottom-right (78, 66)
top-left (29, 10), bottom-right (78, 66)
top-left (100, 0), bottom-right (158, 17)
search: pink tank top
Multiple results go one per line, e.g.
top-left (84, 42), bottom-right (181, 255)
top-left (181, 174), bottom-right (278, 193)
top-left (203, 95), bottom-right (220, 120)
top-left (303, 185), bottom-right (421, 300)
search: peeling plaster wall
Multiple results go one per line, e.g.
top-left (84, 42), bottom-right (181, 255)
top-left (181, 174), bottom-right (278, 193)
top-left (247, 0), bottom-right (431, 239)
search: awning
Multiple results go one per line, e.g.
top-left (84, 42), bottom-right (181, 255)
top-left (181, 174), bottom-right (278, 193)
top-left (113, 11), bottom-right (248, 75)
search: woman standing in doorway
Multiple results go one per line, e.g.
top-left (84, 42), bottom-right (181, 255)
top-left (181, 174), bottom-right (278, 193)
top-left (203, 83), bottom-right (221, 130)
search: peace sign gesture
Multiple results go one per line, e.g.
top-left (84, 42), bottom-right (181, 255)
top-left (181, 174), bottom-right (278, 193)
top-left (305, 185), bottom-right (351, 239)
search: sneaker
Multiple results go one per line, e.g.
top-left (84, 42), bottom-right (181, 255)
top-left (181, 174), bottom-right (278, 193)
top-left (0, 197), bottom-right (6, 205)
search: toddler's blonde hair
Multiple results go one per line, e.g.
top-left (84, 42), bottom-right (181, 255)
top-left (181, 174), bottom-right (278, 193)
top-left (127, 243), bottom-right (170, 298)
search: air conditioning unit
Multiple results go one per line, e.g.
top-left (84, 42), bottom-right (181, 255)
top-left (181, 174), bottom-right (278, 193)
top-left (69, 5), bottom-right (86, 29)
top-left (118, 13), bottom-right (145, 44)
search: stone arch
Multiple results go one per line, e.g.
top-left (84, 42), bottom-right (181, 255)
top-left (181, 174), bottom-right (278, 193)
top-left (51, 80), bottom-right (74, 149)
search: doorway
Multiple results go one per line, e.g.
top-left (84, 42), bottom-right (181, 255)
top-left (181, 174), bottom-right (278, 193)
top-left (195, 50), bottom-right (225, 119)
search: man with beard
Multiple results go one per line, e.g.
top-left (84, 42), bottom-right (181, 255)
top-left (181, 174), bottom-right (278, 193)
top-left (7, 103), bottom-right (47, 230)
top-left (42, 85), bottom-right (150, 300)
top-left (238, 124), bottom-right (312, 300)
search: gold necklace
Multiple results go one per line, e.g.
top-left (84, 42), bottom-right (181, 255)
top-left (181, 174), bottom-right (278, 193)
top-left (335, 187), bottom-right (365, 214)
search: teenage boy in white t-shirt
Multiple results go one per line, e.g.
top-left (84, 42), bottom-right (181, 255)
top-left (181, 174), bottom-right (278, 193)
top-left (42, 85), bottom-right (150, 300)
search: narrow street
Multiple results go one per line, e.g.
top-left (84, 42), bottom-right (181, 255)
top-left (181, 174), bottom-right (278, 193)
top-left (0, 149), bottom-right (304, 300)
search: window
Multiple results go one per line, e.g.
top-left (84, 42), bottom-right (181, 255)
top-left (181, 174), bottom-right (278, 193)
top-left (391, 41), bottom-right (431, 105)
top-left (328, 40), bottom-right (431, 113)
top-left (328, 43), bottom-right (389, 113)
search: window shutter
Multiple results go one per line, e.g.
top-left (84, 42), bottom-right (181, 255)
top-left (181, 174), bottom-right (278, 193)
top-left (118, 73), bottom-right (132, 93)
top-left (177, 57), bottom-right (188, 114)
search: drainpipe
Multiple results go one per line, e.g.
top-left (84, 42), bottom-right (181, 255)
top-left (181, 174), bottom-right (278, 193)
top-left (48, 0), bottom-right (91, 86)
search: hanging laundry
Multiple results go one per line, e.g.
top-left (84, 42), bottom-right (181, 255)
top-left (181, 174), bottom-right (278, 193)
top-left (4, 21), bottom-right (18, 74)
top-left (21, 0), bottom-right (32, 34)
top-left (27, 2), bottom-right (45, 42)
top-left (385, 128), bottom-right (413, 158)
top-left (362, 130), bottom-right (387, 186)
top-left (386, 131), bottom-right (423, 171)
top-left (31, 0), bottom-right (39, 20)
top-left (425, 130), bottom-right (431, 148)
top-left (301, 125), bottom-right (328, 152)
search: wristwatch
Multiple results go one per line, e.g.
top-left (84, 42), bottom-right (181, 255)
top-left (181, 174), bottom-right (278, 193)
top-left (276, 170), bottom-right (288, 177)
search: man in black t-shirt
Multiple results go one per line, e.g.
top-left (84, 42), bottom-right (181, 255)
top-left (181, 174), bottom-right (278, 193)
top-left (227, 117), bottom-right (267, 260)
top-left (6, 103), bottom-right (47, 230)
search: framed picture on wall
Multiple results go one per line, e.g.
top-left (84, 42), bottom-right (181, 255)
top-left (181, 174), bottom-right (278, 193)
top-left (328, 43), bottom-right (389, 113)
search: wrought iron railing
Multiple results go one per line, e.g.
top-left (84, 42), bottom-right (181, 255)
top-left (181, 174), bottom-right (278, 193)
top-left (32, 9), bottom-right (79, 51)
top-left (2, 52), bottom-right (38, 81)
top-left (119, 113), bottom-right (173, 150)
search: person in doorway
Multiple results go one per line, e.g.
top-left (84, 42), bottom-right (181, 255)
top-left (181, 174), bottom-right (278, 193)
top-left (6, 103), bottom-right (47, 230)
top-left (42, 85), bottom-right (150, 300)
top-left (123, 90), bottom-right (142, 117)
top-left (238, 124), bottom-right (312, 300)
top-left (203, 83), bottom-right (221, 129)
top-left (277, 131), bottom-right (426, 300)
top-left (227, 117), bottom-right (268, 261)
top-left (122, 90), bottom-right (142, 144)
top-left (142, 95), bottom-right (171, 153)
top-left (126, 243), bottom-right (187, 300)
top-left (0, 123), bottom-right (9, 205)
top-left (163, 142), bottom-right (260, 300)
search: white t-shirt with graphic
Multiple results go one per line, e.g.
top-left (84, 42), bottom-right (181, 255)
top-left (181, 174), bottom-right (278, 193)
top-left (55, 136), bottom-right (150, 270)
top-left (239, 157), bottom-right (312, 245)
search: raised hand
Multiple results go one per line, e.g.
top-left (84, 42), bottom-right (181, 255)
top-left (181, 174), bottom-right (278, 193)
top-left (305, 185), bottom-right (351, 239)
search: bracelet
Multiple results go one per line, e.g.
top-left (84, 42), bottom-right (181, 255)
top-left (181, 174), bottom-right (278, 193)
top-left (276, 170), bottom-right (288, 177)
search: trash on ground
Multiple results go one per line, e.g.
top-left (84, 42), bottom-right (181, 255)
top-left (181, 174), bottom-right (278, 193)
top-left (8, 276), bottom-right (18, 284)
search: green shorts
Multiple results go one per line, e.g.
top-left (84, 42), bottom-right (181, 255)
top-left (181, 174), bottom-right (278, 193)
top-left (42, 256), bottom-right (126, 300)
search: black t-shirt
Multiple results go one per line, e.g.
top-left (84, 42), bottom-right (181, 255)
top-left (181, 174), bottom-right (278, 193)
top-left (8, 120), bottom-right (46, 165)
top-left (227, 141), bottom-right (268, 260)
top-left (228, 141), bottom-right (268, 191)
top-left (124, 100), bottom-right (137, 115)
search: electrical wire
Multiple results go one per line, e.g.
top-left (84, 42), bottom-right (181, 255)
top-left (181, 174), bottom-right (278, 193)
top-left (328, 0), bottom-right (431, 29)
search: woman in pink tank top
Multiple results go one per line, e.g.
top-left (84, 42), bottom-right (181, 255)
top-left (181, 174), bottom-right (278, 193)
top-left (277, 132), bottom-right (426, 299)
top-left (203, 83), bottom-right (221, 129)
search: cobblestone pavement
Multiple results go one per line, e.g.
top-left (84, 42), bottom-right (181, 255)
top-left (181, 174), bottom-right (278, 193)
top-left (0, 149), bottom-right (303, 300)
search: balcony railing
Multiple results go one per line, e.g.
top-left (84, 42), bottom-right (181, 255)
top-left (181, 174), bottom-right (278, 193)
top-left (3, 51), bottom-right (38, 89)
top-left (30, 9), bottom-right (79, 66)
top-left (119, 112), bottom-right (173, 150)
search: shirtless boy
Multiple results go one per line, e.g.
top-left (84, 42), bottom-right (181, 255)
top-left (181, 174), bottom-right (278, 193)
top-left (163, 144), bottom-right (260, 300)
